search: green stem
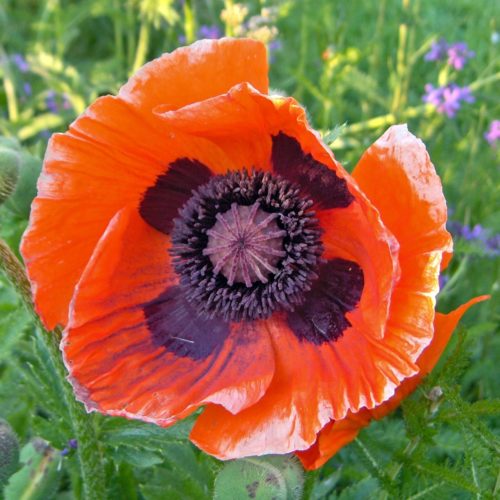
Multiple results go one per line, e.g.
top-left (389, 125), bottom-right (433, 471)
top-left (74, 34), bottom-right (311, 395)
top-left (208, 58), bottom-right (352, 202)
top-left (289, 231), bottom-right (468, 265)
top-left (379, 436), bottom-right (421, 500)
top-left (125, 0), bottom-right (137, 69)
top-left (0, 239), bottom-right (107, 500)
top-left (113, 0), bottom-right (125, 78)
top-left (223, 0), bottom-right (234, 37)
top-left (0, 47), bottom-right (19, 123)
top-left (327, 71), bottom-right (500, 146)
top-left (295, 0), bottom-right (310, 101)
top-left (184, 0), bottom-right (197, 44)
top-left (391, 22), bottom-right (408, 116)
top-left (131, 18), bottom-right (150, 74)
top-left (469, 72), bottom-right (500, 91)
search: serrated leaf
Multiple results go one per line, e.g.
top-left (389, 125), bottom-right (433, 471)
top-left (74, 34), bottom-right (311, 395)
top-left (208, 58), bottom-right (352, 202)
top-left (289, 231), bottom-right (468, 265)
top-left (100, 415), bottom-right (194, 450)
top-left (337, 476), bottom-right (382, 500)
top-left (410, 460), bottom-right (480, 494)
top-left (111, 445), bottom-right (164, 468)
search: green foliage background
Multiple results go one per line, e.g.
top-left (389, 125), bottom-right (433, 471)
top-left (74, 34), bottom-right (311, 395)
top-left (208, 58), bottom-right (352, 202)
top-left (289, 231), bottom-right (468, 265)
top-left (0, 0), bottom-right (499, 498)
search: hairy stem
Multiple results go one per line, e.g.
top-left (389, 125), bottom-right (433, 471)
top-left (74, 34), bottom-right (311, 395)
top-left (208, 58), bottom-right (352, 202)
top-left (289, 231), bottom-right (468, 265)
top-left (0, 238), bottom-right (106, 500)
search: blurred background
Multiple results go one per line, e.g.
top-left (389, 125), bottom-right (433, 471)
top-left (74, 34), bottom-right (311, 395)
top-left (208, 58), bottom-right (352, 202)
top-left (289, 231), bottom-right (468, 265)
top-left (0, 1), bottom-right (499, 498)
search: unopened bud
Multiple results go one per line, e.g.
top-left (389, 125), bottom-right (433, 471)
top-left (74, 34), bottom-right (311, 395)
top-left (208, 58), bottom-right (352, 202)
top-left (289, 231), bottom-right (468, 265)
top-left (1, 145), bottom-right (42, 217)
top-left (428, 386), bottom-right (444, 402)
top-left (0, 418), bottom-right (20, 484)
top-left (214, 454), bottom-right (304, 499)
top-left (0, 147), bottom-right (21, 205)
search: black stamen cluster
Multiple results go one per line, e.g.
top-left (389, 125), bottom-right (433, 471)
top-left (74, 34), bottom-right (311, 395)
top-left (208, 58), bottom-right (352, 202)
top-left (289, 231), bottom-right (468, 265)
top-left (170, 169), bottom-right (324, 322)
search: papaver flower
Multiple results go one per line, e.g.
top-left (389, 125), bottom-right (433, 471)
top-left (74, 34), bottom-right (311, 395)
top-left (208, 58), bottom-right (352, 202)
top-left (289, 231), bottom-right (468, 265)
top-left (21, 39), bottom-right (487, 467)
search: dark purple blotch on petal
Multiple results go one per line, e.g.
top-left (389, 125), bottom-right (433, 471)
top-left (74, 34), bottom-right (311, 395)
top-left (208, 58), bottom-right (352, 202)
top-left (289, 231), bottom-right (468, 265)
top-left (271, 132), bottom-right (354, 210)
top-left (139, 158), bottom-right (212, 234)
top-left (287, 258), bottom-right (364, 344)
top-left (144, 286), bottom-right (230, 360)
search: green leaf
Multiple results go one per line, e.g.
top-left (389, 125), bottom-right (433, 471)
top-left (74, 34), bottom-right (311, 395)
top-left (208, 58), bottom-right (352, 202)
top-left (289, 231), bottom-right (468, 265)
top-left (337, 476), bottom-right (382, 500)
top-left (110, 445), bottom-right (164, 468)
top-left (100, 415), bottom-right (194, 450)
top-left (409, 460), bottom-right (480, 494)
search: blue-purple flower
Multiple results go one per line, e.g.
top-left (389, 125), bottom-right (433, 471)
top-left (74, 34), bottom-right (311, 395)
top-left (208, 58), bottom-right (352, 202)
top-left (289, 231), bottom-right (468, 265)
top-left (447, 42), bottom-right (475, 70)
top-left (424, 39), bottom-right (448, 61)
top-left (23, 82), bottom-right (32, 97)
top-left (45, 90), bottom-right (58, 113)
top-left (484, 120), bottom-right (500, 147)
top-left (198, 24), bottom-right (222, 40)
top-left (422, 83), bottom-right (475, 118)
top-left (448, 220), bottom-right (499, 257)
top-left (11, 53), bottom-right (29, 73)
top-left (424, 40), bottom-right (474, 70)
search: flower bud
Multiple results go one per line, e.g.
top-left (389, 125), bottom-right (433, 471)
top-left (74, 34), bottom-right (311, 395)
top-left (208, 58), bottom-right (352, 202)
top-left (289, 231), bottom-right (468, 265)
top-left (4, 438), bottom-right (61, 499)
top-left (0, 139), bottom-right (41, 217)
top-left (214, 454), bottom-right (304, 499)
top-left (0, 418), bottom-right (20, 484)
top-left (0, 147), bottom-right (20, 205)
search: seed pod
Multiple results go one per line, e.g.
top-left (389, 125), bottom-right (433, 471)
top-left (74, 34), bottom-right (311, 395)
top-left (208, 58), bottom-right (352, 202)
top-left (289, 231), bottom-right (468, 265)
top-left (214, 454), bottom-right (304, 500)
top-left (0, 146), bottom-right (21, 205)
top-left (0, 418), bottom-right (20, 485)
top-left (4, 438), bottom-right (61, 500)
top-left (2, 146), bottom-right (42, 218)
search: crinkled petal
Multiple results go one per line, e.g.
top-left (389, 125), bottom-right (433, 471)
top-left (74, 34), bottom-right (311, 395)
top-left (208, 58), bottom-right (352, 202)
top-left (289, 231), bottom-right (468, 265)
top-left (63, 206), bottom-right (275, 424)
top-left (21, 40), bottom-right (269, 329)
top-left (158, 82), bottom-right (400, 341)
top-left (296, 295), bottom-right (489, 470)
top-left (120, 39), bottom-right (268, 120)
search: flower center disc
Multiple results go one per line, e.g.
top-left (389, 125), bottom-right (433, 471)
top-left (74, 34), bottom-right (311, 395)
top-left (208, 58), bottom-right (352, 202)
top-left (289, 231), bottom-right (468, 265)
top-left (170, 169), bottom-right (324, 322)
top-left (203, 202), bottom-right (287, 287)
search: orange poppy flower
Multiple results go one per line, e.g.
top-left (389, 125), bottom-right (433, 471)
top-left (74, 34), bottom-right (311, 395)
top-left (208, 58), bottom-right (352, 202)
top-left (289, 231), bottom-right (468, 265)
top-left (21, 38), bottom-right (487, 466)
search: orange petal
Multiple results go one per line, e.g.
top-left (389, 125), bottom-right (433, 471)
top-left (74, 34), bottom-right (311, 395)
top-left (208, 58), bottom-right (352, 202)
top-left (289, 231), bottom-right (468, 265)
top-left (157, 84), bottom-right (400, 342)
top-left (318, 202), bottom-right (399, 341)
top-left (350, 125), bottom-right (455, 374)
top-left (21, 99), bottom-right (272, 328)
top-left (191, 316), bottom-right (335, 458)
top-left (353, 124), bottom-right (453, 262)
top-left (296, 411), bottom-right (371, 470)
top-left (190, 306), bottom-right (419, 459)
top-left (296, 295), bottom-right (489, 470)
top-left (120, 39), bottom-right (268, 124)
top-left (63, 206), bottom-right (275, 423)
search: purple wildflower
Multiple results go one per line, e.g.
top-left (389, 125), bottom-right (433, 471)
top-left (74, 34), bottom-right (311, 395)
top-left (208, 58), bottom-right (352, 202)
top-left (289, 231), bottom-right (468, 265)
top-left (178, 34), bottom-right (187, 45)
top-left (484, 120), bottom-right (500, 147)
top-left (447, 42), bottom-right (475, 70)
top-left (269, 39), bottom-right (282, 52)
top-left (438, 274), bottom-right (449, 290)
top-left (62, 93), bottom-right (72, 110)
top-left (45, 90), bottom-right (58, 113)
top-left (448, 220), bottom-right (499, 257)
top-left (11, 53), bottom-right (29, 73)
top-left (68, 438), bottom-right (78, 449)
top-left (60, 448), bottom-right (69, 456)
top-left (486, 234), bottom-right (500, 255)
top-left (461, 223), bottom-right (485, 241)
top-left (23, 82), bottom-right (32, 97)
top-left (422, 84), bottom-right (443, 107)
top-left (422, 83), bottom-right (474, 118)
top-left (198, 24), bottom-right (222, 40)
top-left (424, 39), bottom-right (448, 61)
